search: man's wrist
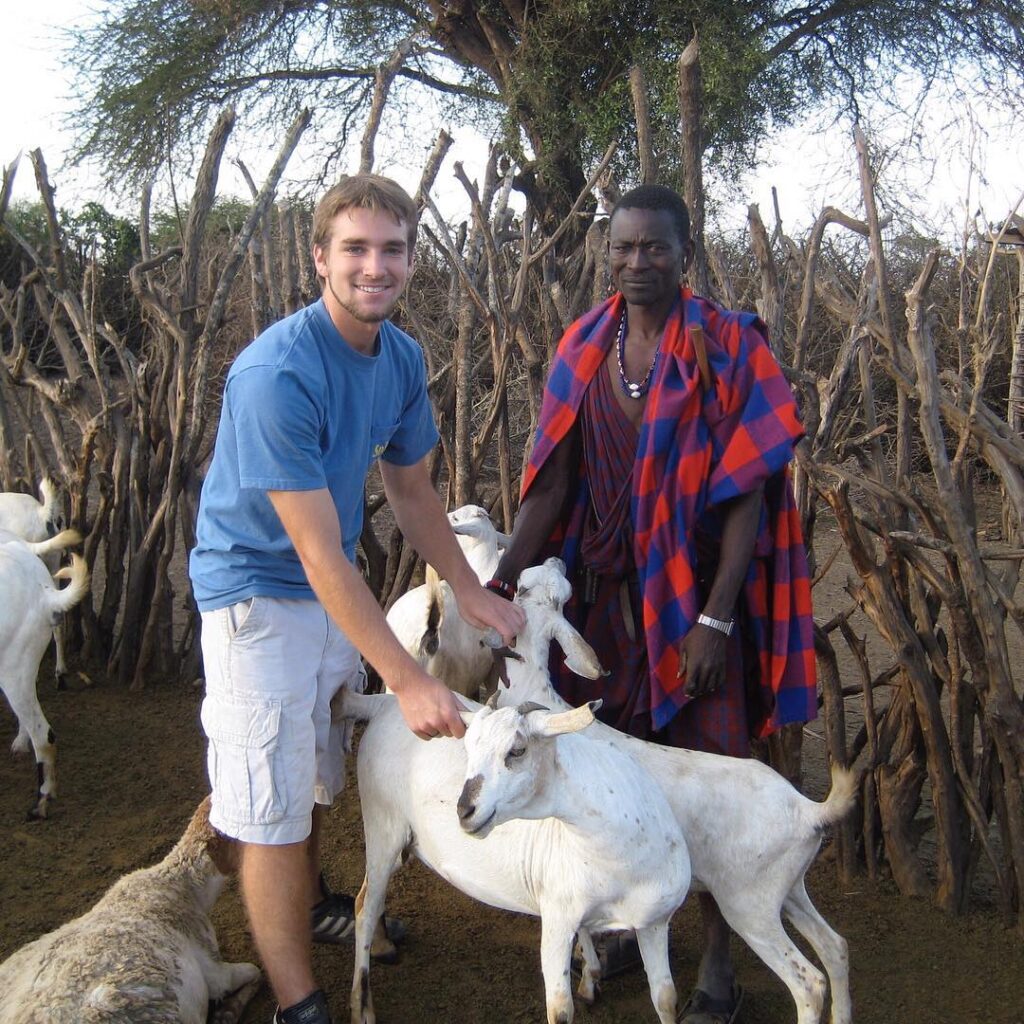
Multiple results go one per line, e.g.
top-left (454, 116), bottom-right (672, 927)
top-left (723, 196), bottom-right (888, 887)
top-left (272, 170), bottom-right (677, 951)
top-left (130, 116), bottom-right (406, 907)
top-left (384, 655), bottom-right (428, 695)
top-left (696, 612), bottom-right (735, 637)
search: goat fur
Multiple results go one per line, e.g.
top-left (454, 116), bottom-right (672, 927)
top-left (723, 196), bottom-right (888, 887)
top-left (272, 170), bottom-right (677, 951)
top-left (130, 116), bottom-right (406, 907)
top-left (0, 796), bottom-right (259, 1024)
top-left (490, 557), bottom-right (856, 1024)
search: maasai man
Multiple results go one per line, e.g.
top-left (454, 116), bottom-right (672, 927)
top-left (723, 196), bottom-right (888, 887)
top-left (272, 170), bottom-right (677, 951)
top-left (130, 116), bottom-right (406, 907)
top-left (490, 184), bottom-right (816, 1024)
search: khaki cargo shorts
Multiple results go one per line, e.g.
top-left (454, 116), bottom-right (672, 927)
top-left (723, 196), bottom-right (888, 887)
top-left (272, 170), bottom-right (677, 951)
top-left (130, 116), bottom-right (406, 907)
top-left (199, 596), bottom-right (366, 844)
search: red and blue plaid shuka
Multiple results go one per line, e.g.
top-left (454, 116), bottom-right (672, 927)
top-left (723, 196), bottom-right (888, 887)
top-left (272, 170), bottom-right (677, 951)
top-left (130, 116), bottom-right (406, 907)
top-left (522, 288), bottom-right (817, 736)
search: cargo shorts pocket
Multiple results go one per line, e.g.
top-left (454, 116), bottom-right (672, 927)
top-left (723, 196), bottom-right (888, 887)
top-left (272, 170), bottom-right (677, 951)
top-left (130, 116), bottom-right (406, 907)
top-left (222, 596), bottom-right (267, 646)
top-left (201, 692), bottom-right (285, 826)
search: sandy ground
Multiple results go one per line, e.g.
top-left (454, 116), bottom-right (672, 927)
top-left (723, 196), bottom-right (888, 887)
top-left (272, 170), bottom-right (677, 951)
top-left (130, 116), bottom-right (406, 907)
top-left (2, 669), bottom-right (1022, 1024)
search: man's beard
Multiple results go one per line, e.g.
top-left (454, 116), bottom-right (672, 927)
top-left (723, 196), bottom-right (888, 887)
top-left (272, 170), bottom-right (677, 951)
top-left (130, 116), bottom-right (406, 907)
top-left (327, 277), bottom-right (400, 324)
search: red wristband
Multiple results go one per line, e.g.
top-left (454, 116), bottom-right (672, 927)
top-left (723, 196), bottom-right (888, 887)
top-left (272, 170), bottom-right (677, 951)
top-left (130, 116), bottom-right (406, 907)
top-left (485, 578), bottom-right (516, 602)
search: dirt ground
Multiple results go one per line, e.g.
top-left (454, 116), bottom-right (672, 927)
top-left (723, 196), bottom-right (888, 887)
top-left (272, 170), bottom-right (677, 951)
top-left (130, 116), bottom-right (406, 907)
top-left (1, 663), bottom-right (1022, 1024)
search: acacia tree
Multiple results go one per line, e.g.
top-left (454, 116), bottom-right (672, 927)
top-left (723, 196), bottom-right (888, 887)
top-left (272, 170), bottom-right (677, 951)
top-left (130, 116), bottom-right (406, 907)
top-left (69, 0), bottom-right (1024, 232)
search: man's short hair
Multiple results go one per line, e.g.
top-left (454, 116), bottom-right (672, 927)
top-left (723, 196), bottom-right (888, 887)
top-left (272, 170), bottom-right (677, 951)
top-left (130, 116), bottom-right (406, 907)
top-left (611, 185), bottom-right (691, 248)
top-left (312, 174), bottom-right (418, 252)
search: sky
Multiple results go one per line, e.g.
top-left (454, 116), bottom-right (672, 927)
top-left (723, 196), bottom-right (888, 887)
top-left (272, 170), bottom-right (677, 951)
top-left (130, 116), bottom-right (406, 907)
top-left (1, 1), bottom-right (1021, 242)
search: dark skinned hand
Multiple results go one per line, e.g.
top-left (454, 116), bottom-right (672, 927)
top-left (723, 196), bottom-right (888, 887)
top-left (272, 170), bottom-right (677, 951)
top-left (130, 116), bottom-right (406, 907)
top-left (677, 622), bottom-right (729, 697)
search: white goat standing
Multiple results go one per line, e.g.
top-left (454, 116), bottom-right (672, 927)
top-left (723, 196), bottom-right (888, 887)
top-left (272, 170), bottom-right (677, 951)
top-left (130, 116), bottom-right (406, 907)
top-left (490, 558), bottom-right (855, 1024)
top-left (0, 796), bottom-right (260, 1024)
top-left (0, 479), bottom-right (74, 689)
top-left (0, 530), bottom-right (89, 819)
top-left (385, 504), bottom-right (509, 697)
top-left (340, 669), bottom-right (691, 1022)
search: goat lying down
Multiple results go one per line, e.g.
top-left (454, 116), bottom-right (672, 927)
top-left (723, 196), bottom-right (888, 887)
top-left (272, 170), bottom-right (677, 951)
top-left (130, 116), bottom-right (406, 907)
top-left (385, 504), bottom-right (509, 697)
top-left (339, 688), bottom-right (691, 1024)
top-left (489, 558), bottom-right (856, 1024)
top-left (0, 796), bottom-right (259, 1024)
top-left (0, 479), bottom-right (74, 690)
top-left (0, 529), bottom-right (89, 819)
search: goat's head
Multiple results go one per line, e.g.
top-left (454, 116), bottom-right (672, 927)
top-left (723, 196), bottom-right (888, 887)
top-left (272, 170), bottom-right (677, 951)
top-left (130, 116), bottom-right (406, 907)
top-left (481, 558), bottom-right (606, 681)
top-left (456, 699), bottom-right (601, 838)
top-left (180, 795), bottom-right (239, 876)
top-left (38, 477), bottom-right (67, 534)
top-left (448, 504), bottom-right (511, 549)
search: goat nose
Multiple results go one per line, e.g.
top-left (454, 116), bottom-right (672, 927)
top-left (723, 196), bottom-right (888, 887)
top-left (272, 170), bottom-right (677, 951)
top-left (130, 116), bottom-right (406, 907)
top-left (457, 775), bottom-right (482, 822)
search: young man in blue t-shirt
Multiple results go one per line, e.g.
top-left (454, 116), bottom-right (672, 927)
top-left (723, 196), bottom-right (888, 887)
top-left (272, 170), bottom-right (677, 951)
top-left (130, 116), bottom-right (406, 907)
top-left (189, 174), bottom-right (524, 1024)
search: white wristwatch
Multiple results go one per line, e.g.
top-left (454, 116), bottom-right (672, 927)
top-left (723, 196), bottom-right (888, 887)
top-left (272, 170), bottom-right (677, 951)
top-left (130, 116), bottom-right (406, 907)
top-left (697, 612), bottom-right (735, 637)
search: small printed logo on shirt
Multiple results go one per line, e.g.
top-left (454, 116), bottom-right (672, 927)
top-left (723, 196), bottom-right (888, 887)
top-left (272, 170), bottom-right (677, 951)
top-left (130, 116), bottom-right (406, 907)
top-left (373, 443), bottom-right (387, 458)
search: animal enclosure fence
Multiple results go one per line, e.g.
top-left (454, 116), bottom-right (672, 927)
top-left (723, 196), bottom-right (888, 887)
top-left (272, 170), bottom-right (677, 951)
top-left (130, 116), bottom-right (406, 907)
top-left (2, 43), bottom-right (1023, 928)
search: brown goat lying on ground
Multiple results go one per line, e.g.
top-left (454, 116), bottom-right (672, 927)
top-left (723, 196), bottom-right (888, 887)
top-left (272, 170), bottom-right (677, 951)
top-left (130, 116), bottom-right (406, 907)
top-left (0, 796), bottom-right (259, 1023)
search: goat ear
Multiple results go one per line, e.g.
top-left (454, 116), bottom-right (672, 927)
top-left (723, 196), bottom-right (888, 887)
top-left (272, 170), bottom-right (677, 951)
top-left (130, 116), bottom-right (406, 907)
top-left (458, 709), bottom-right (477, 727)
top-left (494, 531), bottom-right (512, 549)
top-left (479, 627), bottom-right (503, 649)
top-left (451, 522), bottom-right (478, 537)
top-left (527, 702), bottom-right (597, 738)
top-left (516, 701), bottom-right (550, 715)
top-left (551, 618), bottom-right (607, 679)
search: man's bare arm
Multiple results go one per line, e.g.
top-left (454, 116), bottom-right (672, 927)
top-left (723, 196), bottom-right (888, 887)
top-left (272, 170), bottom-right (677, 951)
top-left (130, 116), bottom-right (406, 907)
top-left (378, 456), bottom-right (525, 640)
top-left (679, 485), bottom-right (763, 697)
top-left (267, 487), bottom-right (466, 739)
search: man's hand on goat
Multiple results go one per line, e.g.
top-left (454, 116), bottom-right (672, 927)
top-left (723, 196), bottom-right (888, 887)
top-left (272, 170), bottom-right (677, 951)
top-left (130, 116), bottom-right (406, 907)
top-left (393, 669), bottom-right (468, 741)
top-left (677, 624), bottom-right (728, 697)
top-left (453, 582), bottom-right (526, 646)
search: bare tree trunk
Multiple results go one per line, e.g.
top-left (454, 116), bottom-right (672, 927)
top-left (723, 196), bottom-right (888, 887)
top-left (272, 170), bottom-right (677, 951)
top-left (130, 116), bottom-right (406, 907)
top-left (358, 38), bottom-right (415, 174)
top-left (630, 66), bottom-right (656, 185)
top-left (747, 203), bottom-right (784, 360)
top-left (677, 37), bottom-right (709, 297)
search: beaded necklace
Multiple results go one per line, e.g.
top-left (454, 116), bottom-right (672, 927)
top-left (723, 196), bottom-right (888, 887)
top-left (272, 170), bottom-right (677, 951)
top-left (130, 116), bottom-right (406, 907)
top-left (615, 311), bottom-right (659, 400)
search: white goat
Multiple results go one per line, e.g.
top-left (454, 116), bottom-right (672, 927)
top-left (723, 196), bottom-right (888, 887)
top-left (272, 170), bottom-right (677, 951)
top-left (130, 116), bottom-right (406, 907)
top-left (0, 478), bottom-right (64, 539)
top-left (490, 558), bottom-right (856, 1024)
top-left (0, 478), bottom-right (73, 689)
top-left (385, 504), bottom-right (509, 697)
top-left (0, 796), bottom-right (260, 1024)
top-left (340, 683), bottom-right (691, 1022)
top-left (0, 531), bottom-right (88, 818)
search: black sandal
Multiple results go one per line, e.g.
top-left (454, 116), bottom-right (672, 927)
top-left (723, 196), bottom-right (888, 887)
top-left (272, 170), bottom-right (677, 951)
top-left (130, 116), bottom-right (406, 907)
top-left (677, 983), bottom-right (744, 1024)
top-left (311, 875), bottom-right (407, 949)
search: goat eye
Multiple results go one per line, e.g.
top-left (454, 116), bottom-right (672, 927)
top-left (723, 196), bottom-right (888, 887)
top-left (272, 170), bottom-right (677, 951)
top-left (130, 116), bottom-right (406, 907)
top-left (508, 745), bottom-right (526, 759)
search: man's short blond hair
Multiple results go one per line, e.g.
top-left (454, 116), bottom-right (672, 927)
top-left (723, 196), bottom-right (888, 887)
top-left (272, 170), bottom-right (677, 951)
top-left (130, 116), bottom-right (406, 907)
top-left (311, 174), bottom-right (418, 253)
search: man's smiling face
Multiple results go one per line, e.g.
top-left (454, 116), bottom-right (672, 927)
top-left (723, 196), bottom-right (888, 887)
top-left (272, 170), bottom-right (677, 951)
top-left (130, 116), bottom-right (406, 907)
top-left (313, 206), bottom-right (413, 347)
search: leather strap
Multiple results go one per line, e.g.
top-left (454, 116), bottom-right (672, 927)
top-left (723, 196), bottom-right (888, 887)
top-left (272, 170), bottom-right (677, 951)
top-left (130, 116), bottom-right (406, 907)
top-left (689, 324), bottom-right (712, 393)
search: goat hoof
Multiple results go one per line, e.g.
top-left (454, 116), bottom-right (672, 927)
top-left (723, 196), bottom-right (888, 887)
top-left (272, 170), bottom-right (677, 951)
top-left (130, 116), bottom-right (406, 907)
top-left (27, 793), bottom-right (53, 820)
top-left (370, 940), bottom-right (400, 965)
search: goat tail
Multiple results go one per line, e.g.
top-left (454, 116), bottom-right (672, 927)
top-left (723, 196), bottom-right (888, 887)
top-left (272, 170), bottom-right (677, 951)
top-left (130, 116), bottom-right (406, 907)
top-left (26, 527), bottom-right (82, 557)
top-left (38, 476), bottom-right (58, 515)
top-left (331, 689), bottom-right (390, 725)
top-left (812, 763), bottom-right (858, 829)
top-left (51, 553), bottom-right (90, 613)
top-left (421, 564), bottom-right (444, 658)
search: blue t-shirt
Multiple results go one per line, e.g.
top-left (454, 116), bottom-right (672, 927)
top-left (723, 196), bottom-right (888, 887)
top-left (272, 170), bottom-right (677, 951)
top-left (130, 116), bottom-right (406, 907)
top-left (189, 299), bottom-right (438, 611)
